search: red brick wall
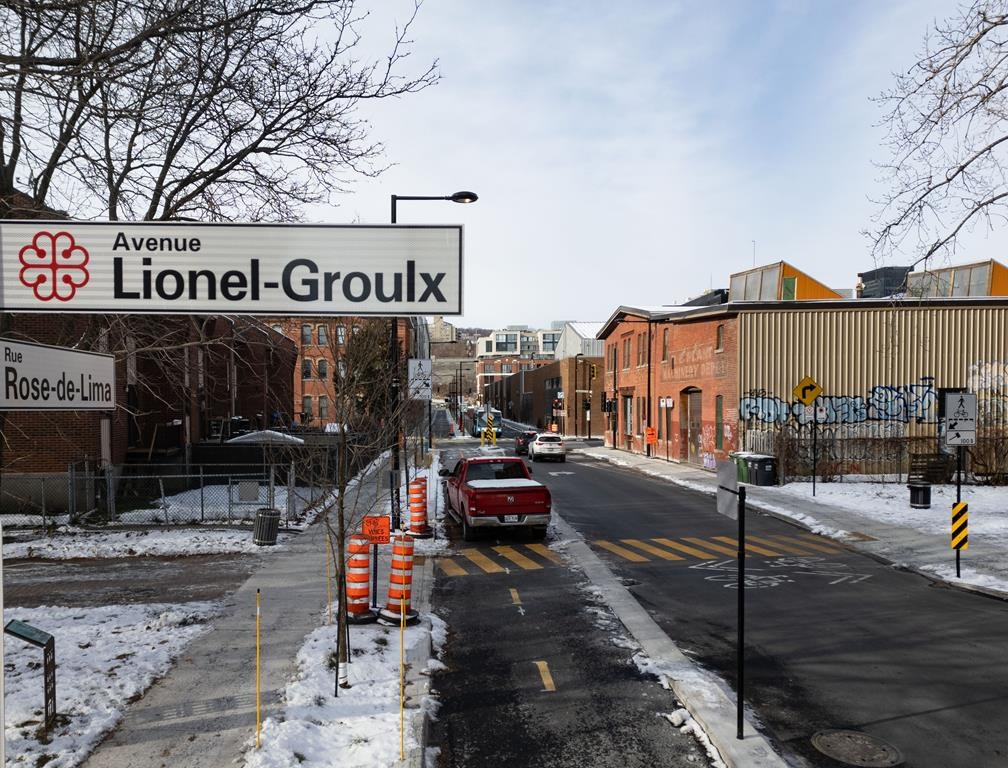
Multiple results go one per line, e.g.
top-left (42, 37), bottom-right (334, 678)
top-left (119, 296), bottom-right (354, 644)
top-left (602, 314), bottom-right (739, 465)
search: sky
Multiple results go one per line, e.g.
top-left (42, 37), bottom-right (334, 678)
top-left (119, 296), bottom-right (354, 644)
top-left (308, 0), bottom-right (1008, 330)
top-left (6, 432), bottom-right (1008, 767)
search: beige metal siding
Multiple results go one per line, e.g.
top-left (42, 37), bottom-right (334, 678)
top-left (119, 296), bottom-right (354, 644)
top-left (739, 306), bottom-right (1008, 433)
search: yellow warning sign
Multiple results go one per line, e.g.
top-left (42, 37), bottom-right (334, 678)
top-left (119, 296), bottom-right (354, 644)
top-left (951, 502), bottom-right (968, 550)
top-left (793, 376), bottom-right (823, 406)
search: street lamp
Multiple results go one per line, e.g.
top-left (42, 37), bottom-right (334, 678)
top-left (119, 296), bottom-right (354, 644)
top-left (574, 352), bottom-right (583, 439)
top-left (388, 191), bottom-right (478, 528)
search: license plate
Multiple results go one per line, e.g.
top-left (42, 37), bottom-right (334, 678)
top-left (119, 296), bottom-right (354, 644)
top-left (504, 515), bottom-right (520, 523)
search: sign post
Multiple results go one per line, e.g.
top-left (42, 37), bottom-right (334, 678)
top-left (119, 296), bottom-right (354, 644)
top-left (793, 376), bottom-right (823, 496)
top-left (715, 459), bottom-right (745, 739)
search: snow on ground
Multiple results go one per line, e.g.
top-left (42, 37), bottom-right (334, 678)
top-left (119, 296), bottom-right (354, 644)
top-left (4, 602), bottom-right (219, 768)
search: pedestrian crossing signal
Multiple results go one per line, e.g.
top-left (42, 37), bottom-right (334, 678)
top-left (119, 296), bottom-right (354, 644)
top-left (590, 363), bottom-right (597, 380)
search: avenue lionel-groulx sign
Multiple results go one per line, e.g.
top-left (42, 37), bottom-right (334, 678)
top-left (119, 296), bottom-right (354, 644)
top-left (0, 221), bottom-right (463, 316)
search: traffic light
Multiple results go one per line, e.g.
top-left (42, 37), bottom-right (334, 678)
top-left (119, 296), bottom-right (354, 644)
top-left (583, 396), bottom-right (590, 412)
top-left (552, 398), bottom-right (562, 411)
top-left (590, 363), bottom-right (597, 381)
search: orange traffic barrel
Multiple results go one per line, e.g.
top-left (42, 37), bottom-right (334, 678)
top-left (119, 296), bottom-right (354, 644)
top-left (346, 534), bottom-right (376, 623)
top-left (378, 534), bottom-right (419, 624)
top-left (407, 477), bottom-right (432, 538)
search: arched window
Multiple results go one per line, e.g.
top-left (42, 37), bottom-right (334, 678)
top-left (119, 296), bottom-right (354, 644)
top-left (317, 359), bottom-right (328, 379)
top-left (715, 324), bottom-right (725, 351)
top-left (301, 324), bottom-right (312, 345)
top-left (301, 359), bottom-right (312, 379)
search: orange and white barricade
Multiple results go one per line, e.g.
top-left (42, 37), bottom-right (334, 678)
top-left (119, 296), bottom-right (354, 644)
top-left (406, 477), bottom-right (432, 538)
top-left (378, 534), bottom-right (419, 625)
top-left (345, 534), bottom-right (376, 623)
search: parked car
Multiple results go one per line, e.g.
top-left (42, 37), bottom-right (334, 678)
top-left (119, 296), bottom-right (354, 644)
top-left (440, 456), bottom-right (551, 541)
top-left (514, 429), bottom-right (538, 455)
top-left (529, 433), bottom-right (566, 462)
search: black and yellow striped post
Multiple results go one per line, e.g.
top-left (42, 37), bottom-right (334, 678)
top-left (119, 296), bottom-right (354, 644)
top-left (952, 501), bottom-right (968, 578)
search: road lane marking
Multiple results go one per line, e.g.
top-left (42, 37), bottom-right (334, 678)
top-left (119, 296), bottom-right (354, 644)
top-left (792, 534), bottom-right (846, 553)
top-left (534, 661), bottom-right (556, 692)
top-left (526, 543), bottom-right (563, 563)
top-left (621, 539), bottom-right (685, 560)
top-left (746, 535), bottom-right (818, 555)
top-left (461, 549), bottom-right (506, 573)
top-left (684, 537), bottom-right (738, 557)
top-left (438, 558), bottom-right (468, 577)
top-left (653, 538), bottom-right (721, 560)
top-left (510, 588), bottom-right (522, 605)
top-left (594, 540), bottom-right (649, 562)
top-left (493, 545), bottom-right (543, 570)
top-left (714, 536), bottom-right (783, 557)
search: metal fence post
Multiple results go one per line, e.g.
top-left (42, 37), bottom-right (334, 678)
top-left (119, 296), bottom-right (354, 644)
top-left (200, 467), bottom-right (205, 523)
top-left (106, 468), bottom-right (115, 523)
top-left (67, 463), bottom-right (76, 522)
top-left (40, 477), bottom-right (47, 529)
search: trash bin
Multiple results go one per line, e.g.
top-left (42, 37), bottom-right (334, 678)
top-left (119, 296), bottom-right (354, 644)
top-left (908, 483), bottom-right (931, 509)
top-left (729, 452), bottom-right (750, 483)
top-left (253, 508), bottom-right (281, 545)
top-left (745, 454), bottom-right (778, 486)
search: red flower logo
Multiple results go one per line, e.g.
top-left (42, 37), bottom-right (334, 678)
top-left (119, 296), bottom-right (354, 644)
top-left (18, 230), bottom-right (90, 302)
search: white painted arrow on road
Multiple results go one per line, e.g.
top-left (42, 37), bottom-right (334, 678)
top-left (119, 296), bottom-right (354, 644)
top-left (548, 471), bottom-right (575, 476)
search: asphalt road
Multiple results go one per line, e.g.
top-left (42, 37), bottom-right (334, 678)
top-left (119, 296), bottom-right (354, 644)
top-left (428, 443), bottom-right (714, 767)
top-left (546, 452), bottom-right (1008, 768)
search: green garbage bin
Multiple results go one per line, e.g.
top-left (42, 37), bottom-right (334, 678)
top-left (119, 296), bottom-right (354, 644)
top-left (253, 508), bottom-right (281, 545)
top-left (729, 452), bottom-right (750, 483)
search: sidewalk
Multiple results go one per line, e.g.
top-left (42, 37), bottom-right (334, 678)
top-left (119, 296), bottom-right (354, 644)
top-left (578, 445), bottom-right (1008, 599)
top-left (78, 479), bottom-right (436, 768)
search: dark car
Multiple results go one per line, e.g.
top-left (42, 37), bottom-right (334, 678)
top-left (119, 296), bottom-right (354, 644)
top-left (514, 429), bottom-right (538, 455)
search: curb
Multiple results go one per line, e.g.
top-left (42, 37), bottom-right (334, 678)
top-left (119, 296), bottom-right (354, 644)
top-left (402, 555), bottom-right (435, 768)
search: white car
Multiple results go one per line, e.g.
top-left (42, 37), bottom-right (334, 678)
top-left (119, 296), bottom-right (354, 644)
top-left (529, 433), bottom-right (566, 462)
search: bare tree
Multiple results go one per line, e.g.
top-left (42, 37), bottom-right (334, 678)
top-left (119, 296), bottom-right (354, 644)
top-left (285, 318), bottom-right (418, 688)
top-left (868, 0), bottom-right (1008, 271)
top-left (0, 0), bottom-right (438, 220)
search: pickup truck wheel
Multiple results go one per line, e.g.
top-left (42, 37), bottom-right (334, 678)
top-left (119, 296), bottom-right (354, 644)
top-left (461, 514), bottom-right (477, 542)
top-left (531, 526), bottom-right (548, 540)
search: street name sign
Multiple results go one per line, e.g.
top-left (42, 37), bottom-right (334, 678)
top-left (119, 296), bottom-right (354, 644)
top-left (0, 222), bottom-right (463, 316)
top-left (944, 392), bottom-right (977, 446)
top-left (1, 338), bottom-right (114, 411)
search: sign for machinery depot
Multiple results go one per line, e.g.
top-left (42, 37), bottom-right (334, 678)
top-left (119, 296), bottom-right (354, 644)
top-left (0, 221), bottom-right (463, 316)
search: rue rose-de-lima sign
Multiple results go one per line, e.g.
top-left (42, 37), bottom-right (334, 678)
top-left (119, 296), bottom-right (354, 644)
top-left (0, 221), bottom-right (463, 316)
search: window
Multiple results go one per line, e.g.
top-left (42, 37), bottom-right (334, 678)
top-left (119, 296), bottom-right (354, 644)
top-left (715, 324), bottom-right (724, 351)
top-left (541, 333), bottom-right (560, 353)
top-left (317, 359), bottom-right (328, 379)
top-left (662, 328), bottom-right (669, 362)
top-left (301, 324), bottom-right (312, 345)
top-left (637, 333), bottom-right (645, 366)
top-left (319, 396), bottom-right (329, 420)
top-left (271, 324), bottom-right (283, 335)
top-left (782, 276), bottom-right (797, 301)
top-left (484, 362), bottom-right (495, 374)
top-left (302, 396), bottom-right (313, 421)
top-left (317, 325), bottom-right (328, 345)
top-left (336, 325), bottom-right (346, 345)
top-left (622, 338), bottom-right (631, 368)
top-left (715, 395), bottom-right (724, 450)
top-left (337, 359), bottom-right (347, 378)
top-left (501, 363), bottom-right (513, 374)
top-left (485, 340), bottom-right (493, 353)
top-left (352, 325), bottom-right (361, 336)
top-left (495, 333), bottom-right (518, 353)
top-left (636, 396), bottom-right (644, 434)
top-left (301, 359), bottom-right (312, 379)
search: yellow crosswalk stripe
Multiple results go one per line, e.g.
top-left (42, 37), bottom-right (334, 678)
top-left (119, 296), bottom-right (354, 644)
top-left (714, 536), bottom-right (783, 557)
top-left (461, 548), bottom-right (506, 573)
top-left (653, 538), bottom-right (721, 560)
top-left (792, 534), bottom-right (846, 553)
top-left (621, 539), bottom-right (685, 560)
top-left (493, 545), bottom-right (543, 570)
top-left (438, 558), bottom-right (468, 577)
top-left (746, 535), bottom-right (818, 555)
top-left (594, 540), bottom-right (649, 562)
top-left (684, 537), bottom-right (737, 557)
top-left (526, 543), bottom-right (563, 564)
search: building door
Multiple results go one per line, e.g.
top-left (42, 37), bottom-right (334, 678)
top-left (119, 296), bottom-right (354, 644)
top-left (622, 395), bottom-right (634, 450)
top-left (680, 388), bottom-right (702, 465)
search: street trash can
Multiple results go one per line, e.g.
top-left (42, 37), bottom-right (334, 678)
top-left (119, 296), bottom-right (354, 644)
top-left (253, 508), bottom-right (281, 545)
top-left (908, 483), bottom-right (931, 509)
top-left (755, 456), bottom-right (778, 486)
top-left (745, 454), bottom-right (778, 486)
top-left (729, 452), bottom-right (749, 483)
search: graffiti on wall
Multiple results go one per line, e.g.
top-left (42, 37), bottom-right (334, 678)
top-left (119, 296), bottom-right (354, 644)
top-left (969, 361), bottom-right (1008, 423)
top-left (739, 377), bottom-right (937, 426)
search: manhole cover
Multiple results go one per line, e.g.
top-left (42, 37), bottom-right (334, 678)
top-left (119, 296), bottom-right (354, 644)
top-left (811, 730), bottom-right (903, 767)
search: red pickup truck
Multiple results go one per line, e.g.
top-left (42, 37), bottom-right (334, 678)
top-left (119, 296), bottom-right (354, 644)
top-left (440, 456), bottom-right (551, 541)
